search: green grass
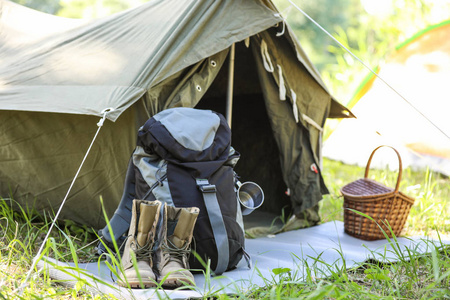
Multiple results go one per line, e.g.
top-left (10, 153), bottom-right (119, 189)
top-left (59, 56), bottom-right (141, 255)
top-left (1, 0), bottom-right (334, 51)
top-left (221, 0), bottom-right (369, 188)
top-left (0, 158), bottom-right (449, 299)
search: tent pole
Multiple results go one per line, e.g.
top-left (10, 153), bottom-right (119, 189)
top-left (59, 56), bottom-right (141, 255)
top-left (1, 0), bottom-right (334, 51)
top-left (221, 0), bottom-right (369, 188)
top-left (226, 43), bottom-right (235, 129)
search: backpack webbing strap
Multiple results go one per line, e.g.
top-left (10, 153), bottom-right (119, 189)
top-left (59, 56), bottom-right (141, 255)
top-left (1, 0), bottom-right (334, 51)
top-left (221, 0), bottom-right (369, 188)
top-left (196, 179), bottom-right (229, 275)
top-left (99, 158), bottom-right (136, 247)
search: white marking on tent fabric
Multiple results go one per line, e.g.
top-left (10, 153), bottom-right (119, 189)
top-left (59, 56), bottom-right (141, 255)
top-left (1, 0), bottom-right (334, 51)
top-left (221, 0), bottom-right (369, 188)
top-left (290, 88), bottom-right (299, 123)
top-left (285, 0), bottom-right (450, 141)
top-left (16, 108), bottom-right (115, 296)
top-left (277, 65), bottom-right (286, 100)
top-left (260, 40), bottom-right (274, 73)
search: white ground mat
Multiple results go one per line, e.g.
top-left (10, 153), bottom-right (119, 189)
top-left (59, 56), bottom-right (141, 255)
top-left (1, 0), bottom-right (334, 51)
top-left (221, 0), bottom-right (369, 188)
top-left (37, 221), bottom-right (447, 299)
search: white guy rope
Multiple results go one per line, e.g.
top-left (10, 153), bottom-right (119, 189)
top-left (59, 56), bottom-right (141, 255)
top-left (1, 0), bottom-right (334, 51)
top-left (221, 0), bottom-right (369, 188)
top-left (17, 107), bottom-right (115, 295)
top-left (286, 0), bottom-right (450, 141)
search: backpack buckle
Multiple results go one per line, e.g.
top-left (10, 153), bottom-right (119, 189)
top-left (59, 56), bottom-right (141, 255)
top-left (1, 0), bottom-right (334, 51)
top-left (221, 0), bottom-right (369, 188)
top-left (196, 178), bottom-right (217, 193)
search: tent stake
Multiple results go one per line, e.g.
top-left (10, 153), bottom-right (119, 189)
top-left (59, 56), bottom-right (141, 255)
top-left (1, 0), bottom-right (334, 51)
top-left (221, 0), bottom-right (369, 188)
top-left (226, 43), bottom-right (235, 129)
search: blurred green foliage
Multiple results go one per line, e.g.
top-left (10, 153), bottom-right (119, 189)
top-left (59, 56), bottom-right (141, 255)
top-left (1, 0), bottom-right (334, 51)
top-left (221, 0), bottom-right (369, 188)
top-left (11, 0), bottom-right (61, 14)
top-left (274, 0), bottom-right (449, 104)
top-left (56, 0), bottom-right (135, 19)
top-left (10, 0), bottom-right (144, 18)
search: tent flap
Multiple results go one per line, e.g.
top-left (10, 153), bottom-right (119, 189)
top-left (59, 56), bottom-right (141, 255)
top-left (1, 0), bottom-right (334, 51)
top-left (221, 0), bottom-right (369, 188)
top-left (251, 35), bottom-right (329, 214)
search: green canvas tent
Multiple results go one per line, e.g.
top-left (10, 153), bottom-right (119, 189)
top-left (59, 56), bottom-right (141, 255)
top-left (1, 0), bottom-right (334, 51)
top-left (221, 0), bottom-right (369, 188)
top-left (0, 0), bottom-right (351, 229)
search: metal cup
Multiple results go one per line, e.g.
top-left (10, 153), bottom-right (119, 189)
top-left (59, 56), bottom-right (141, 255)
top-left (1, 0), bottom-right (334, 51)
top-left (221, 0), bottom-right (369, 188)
top-left (237, 181), bottom-right (264, 215)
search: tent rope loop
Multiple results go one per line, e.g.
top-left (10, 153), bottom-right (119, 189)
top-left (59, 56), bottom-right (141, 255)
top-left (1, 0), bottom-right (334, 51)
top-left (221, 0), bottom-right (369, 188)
top-left (276, 21), bottom-right (286, 36)
top-left (244, 37), bottom-right (250, 48)
top-left (16, 108), bottom-right (115, 296)
top-left (302, 114), bottom-right (323, 132)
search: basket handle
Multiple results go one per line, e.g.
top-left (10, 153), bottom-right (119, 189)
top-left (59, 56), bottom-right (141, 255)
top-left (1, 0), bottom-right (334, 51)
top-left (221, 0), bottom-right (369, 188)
top-left (364, 145), bottom-right (402, 193)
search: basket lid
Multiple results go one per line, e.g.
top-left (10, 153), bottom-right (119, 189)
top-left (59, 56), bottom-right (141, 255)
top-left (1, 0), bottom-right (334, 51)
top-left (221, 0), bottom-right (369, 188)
top-left (341, 178), bottom-right (393, 197)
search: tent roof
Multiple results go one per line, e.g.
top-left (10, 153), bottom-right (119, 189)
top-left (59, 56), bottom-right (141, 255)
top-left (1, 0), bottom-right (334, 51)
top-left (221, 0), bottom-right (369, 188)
top-left (0, 0), bottom-right (283, 121)
top-left (0, 0), bottom-right (352, 121)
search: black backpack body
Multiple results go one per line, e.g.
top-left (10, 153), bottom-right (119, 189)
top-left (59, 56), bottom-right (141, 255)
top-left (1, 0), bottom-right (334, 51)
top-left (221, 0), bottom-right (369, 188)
top-left (99, 107), bottom-right (246, 274)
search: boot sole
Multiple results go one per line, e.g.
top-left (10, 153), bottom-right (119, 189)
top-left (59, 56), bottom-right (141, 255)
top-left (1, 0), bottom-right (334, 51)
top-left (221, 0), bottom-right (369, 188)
top-left (118, 281), bottom-right (157, 289)
top-left (160, 278), bottom-right (193, 288)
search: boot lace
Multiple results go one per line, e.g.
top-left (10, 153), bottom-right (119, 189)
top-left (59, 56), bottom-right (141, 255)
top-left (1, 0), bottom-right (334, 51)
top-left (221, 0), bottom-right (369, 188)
top-left (161, 239), bottom-right (190, 266)
top-left (132, 233), bottom-right (154, 261)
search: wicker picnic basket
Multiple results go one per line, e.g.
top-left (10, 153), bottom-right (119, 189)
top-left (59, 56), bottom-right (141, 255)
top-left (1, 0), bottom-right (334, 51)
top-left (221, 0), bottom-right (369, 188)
top-left (341, 146), bottom-right (415, 240)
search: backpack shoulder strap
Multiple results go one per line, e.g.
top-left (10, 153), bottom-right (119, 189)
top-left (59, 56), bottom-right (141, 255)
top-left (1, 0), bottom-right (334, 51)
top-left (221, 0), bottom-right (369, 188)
top-left (196, 178), bottom-right (229, 275)
top-left (97, 157), bottom-right (136, 253)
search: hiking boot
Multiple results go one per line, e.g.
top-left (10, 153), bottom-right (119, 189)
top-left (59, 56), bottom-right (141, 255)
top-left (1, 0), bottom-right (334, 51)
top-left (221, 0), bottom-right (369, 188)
top-left (155, 205), bottom-right (200, 288)
top-left (118, 200), bottom-right (161, 288)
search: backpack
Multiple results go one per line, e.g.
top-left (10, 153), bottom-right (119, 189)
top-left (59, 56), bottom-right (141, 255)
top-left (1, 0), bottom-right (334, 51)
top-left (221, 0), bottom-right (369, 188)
top-left (98, 107), bottom-right (246, 275)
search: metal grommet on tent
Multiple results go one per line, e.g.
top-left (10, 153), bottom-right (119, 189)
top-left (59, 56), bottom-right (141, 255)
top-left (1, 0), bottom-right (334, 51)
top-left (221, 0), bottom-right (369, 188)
top-left (210, 60), bottom-right (217, 67)
top-left (101, 107), bottom-right (115, 114)
top-left (196, 85), bottom-right (202, 92)
top-left (97, 107), bottom-right (115, 127)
